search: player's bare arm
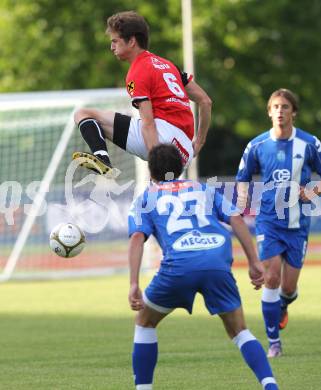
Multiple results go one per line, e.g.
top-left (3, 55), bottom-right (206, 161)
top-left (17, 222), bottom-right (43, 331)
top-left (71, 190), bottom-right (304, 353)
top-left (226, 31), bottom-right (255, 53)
top-left (128, 231), bottom-right (146, 311)
top-left (137, 100), bottom-right (159, 151)
top-left (236, 181), bottom-right (250, 211)
top-left (230, 215), bottom-right (264, 289)
top-left (185, 80), bottom-right (212, 156)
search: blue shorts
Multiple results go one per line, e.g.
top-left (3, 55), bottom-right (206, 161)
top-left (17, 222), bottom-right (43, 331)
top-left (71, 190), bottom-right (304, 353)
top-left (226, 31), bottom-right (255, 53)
top-left (256, 224), bottom-right (308, 269)
top-left (144, 270), bottom-right (241, 315)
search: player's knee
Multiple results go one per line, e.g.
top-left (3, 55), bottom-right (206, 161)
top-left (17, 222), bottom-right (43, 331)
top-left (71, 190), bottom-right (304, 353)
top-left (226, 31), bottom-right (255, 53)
top-left (280, 287), bottom-right (298, 301)
top-left (135, 310), bottom-right (159, 328)
top-left (264, 273), bottom-right (280, 288)
top-left (135, 317), bottom-right (157, 328)
top-left (281, 287), bottom-right (294, 296)
top-left (74, 108), bottom-right (93, 125)
top-left (74, 109), bottom-right (84, 125)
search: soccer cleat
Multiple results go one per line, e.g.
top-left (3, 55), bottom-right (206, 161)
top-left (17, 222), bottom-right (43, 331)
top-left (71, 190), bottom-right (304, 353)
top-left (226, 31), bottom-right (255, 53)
top-left (72, 152), bottom-right (121, 178)
top-left (279, 308), bottom-right (288, 330)
top-left (267, 342), bottom-right (282, 358)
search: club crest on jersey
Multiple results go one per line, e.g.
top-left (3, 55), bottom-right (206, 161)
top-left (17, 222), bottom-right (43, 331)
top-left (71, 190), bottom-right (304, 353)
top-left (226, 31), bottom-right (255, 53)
top-left (276, 150), bottom-right (286, 162)
top-left (172, 230), bottom-right (225, 251)
top-left (272, 169), bottom-right (291, 183)
top-left (127, 81), bottom-right (135, 95)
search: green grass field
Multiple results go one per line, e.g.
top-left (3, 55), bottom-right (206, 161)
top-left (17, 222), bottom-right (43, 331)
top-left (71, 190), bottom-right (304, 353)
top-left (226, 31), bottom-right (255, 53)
top-left (0, 267), bottom-right (321, 389)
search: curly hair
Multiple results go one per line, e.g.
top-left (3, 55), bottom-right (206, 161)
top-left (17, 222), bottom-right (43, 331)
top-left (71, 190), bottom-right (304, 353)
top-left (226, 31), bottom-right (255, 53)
top-left (148, 144), bottom-right (183, 182)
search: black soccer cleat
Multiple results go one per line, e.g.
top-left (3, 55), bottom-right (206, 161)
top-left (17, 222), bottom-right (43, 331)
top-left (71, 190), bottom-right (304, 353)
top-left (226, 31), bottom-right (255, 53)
top-left (72, 152), bottom-right (121, 178)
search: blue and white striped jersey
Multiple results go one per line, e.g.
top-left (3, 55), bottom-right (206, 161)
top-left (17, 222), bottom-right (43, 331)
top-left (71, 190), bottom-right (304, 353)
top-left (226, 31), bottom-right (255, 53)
top-left (236, 127), bottom-right (321, 231)
top-left (128, 180), bottom-right (237, 275)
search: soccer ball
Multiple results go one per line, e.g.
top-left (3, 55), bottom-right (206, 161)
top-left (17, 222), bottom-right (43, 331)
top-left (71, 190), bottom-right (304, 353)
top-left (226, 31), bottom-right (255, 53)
top-left (49, 223), bottom-right (85, 258)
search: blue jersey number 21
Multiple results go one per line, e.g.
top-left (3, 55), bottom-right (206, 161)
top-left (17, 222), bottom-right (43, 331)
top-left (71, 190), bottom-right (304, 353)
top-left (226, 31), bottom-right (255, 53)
top-left (156, 191), bottom-right (210, 235)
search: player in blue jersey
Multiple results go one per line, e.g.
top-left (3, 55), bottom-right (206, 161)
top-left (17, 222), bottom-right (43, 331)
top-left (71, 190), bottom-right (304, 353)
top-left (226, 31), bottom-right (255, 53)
top-left (236, 88), bottom-right (321, 358)
top-left (128, 144), bottom-right (279, 389)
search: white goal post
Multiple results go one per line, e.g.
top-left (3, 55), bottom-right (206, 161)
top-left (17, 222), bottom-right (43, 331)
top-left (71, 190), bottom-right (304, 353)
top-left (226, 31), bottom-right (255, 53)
top-left (0, 89), bottom-right (157, 281)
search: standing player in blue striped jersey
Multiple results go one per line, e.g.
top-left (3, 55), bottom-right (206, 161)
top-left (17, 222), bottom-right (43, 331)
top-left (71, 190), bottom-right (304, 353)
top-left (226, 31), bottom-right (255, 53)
top-left (236, 88), bottom-right (321, 358)
top-left (128, 144), bottom-right (279, 389)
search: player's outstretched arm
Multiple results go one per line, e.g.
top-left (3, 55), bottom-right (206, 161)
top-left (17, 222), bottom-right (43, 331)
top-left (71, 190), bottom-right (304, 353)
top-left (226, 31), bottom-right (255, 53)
top-left (138, 100), bottom-right (159, 152)
top-left (128, 232), bottom-right (146, 311)
top-left (230, 215), bottom-right (264, 290)
top-left (185, 80), bottom-right (212, 156)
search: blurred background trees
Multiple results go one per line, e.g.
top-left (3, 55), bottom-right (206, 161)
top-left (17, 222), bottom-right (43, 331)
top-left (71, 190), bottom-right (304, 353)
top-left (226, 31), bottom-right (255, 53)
top-left (1, 0), bottom-right (321, 176)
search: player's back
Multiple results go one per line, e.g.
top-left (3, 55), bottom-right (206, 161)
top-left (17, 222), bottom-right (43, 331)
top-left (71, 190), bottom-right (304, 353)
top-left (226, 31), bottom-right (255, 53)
top-left (129, 180), bottom-right (235, 275)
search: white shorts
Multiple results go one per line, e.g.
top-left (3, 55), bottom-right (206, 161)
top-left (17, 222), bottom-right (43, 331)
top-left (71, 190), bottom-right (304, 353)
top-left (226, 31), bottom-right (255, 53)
top-left (113, 113), bottom-right (194, 166)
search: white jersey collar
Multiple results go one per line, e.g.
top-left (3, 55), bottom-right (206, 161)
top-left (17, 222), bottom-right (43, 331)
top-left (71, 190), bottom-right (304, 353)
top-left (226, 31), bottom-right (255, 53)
top-left (270, 126), bottom-right (296, 141)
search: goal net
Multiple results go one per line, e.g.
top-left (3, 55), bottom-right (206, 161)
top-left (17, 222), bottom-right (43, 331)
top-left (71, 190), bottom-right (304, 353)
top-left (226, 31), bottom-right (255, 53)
top-left (0, 89), bottom-right (157, 281)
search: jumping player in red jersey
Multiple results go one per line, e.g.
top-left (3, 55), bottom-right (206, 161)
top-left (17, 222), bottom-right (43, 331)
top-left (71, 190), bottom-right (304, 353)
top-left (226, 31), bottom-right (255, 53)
top-left (73, 11), bottom-right (212, 176)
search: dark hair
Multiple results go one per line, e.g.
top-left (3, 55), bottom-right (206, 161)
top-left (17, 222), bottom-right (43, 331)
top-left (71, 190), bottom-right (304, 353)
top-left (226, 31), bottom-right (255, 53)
top-left (106, 11), bottom-right (149, 49)
top-left (148, 144), bottom-right (183, 182)
top-left (267, 88), bottom-right (299, 113)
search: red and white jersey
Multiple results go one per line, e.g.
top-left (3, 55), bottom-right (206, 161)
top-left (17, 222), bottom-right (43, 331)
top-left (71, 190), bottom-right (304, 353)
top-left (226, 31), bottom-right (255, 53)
top-left (126, 51), bottom-right (194, 140)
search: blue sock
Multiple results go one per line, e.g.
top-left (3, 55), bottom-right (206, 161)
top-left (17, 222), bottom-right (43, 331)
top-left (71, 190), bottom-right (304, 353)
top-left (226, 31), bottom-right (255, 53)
top-left (233, 329), bottom-right (278, 389)
top-left (262, 287), bottom-right (281, 344)
top-left (265, 384), bottom-right (279, 390)
top-left (132, 325), bottom-right (158, 388)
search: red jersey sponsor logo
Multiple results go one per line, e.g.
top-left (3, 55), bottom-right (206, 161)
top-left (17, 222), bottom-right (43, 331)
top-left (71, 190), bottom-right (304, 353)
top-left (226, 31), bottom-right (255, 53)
top-left (165, 97), bottom-right (190, 107)
top-left (151, 56), bottom-right (170, 70)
